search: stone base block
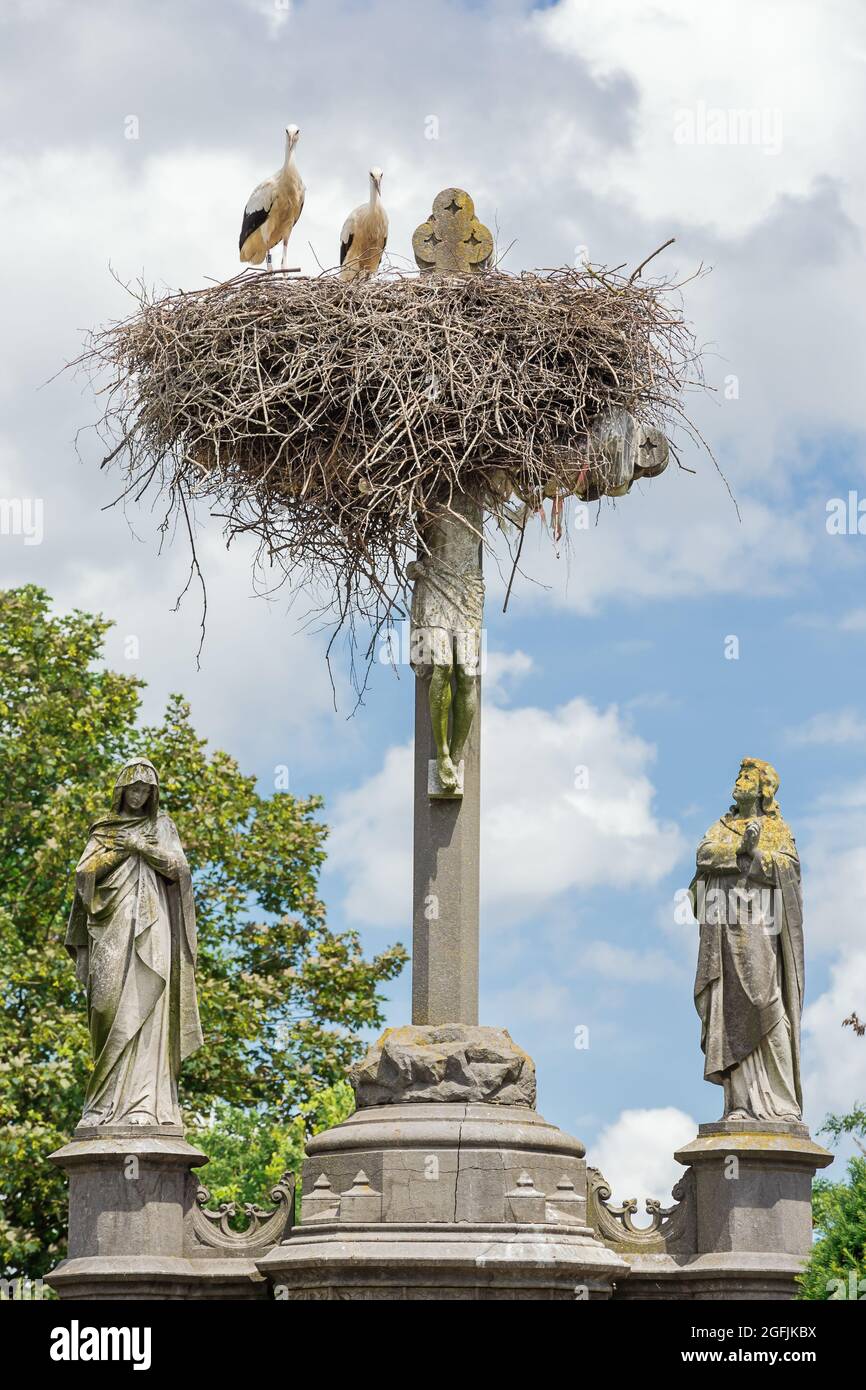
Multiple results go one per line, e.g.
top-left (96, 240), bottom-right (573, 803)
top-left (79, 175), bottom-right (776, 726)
top-left (258, 1100), bottom-right (627, 1299)
top-left (615, 1118), bottom-right (837, 1299)
top-left (583, 1119), bottom-right (833, 1300)
top-left (674, 1121), bottom-right (832, 1262)
top-left (47, 1255), bottom-right (268, 1301)
top-left (46, 1124), bottom-right (291, 1299)
top-left (428, 758), bottom-right (464, 798)
top-left (48, 1127), bottom-right (206, 1262)
top-left (613, 1251), bottom-right (811, 1301)
top-left (262, 1222), bottom-right (624, 1300)
top-left (45, 1125), bottom-right (268, 1300)
top-left (301, 1101), bottom-right (587, 1224)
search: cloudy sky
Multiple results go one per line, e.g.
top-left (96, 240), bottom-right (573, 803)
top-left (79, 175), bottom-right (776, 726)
top-left (2, 0), bottom-right (866, 1204)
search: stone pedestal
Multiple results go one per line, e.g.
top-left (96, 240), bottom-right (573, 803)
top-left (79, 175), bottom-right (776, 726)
top-left (46, 1126), bottom-right (269, 1300)
top-left (257, 1026), bottom-right (627, 1299)
top-left (587, 1119), bottom-right (833, 1300)
top-left (665, 1120), bottom-right (833, 1300)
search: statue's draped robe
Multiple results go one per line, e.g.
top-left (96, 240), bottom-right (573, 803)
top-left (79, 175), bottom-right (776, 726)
top-left (689, 812), bottom-right (803, 1121)
top-left (66, 800), bottom-right (202, 1126)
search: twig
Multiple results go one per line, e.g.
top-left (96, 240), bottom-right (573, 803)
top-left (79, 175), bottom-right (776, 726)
top-left (629, 238), bottom-right (676, 283)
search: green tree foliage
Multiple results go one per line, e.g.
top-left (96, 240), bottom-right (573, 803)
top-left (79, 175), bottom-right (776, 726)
top-left (799, 1104), bottom-right (866, 1300)
top-left (190, 1083), bottom-right (355, 1214)
top-left (0, 586), bottom-right (406, 1279)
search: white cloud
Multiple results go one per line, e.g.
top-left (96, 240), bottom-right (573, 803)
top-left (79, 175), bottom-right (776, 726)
top-left (0, 431), bottom-right (343, 768)
top-left (803, 950), bottom-right (866, 1121)
top-left (590, 1106), bottom-right (697, 1206)
top-left (800, 813), bottom-right (866, 959)
top-left (327, 691), bottom-right (684, 927)
top-left (325, 742), bottom-right (413, 927)
top-left (484, 976), bottom-right (575, 1032)
top-left (242, 0), bottom-right (292, 37)
top-left (787, 709), bottom-right (866, 746)
top-left (493, 479), bottom-right (814, 616)
top-left (480, 696), bottom-right (679, 915)
top-left (484, 648), bottom-right (534, 703)
top-left (583, 940), bottom-right (681, 984)
top-left (796, 784), bottom-right (866, 1123)
top-left (538, 0), bottom-right (866, 236)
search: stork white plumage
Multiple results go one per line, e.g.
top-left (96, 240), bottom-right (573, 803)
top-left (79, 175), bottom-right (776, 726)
top-left (239, 125), bottom-right (305, 271)
top-left (339, 168), bottom-right (388, 282)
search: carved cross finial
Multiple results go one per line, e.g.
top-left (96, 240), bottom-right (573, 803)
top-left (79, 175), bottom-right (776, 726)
top-left (412, 188), bottom-right (494, 274)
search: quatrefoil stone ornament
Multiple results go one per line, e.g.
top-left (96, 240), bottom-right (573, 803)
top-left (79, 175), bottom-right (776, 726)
top-left (412, 188), bottom-right (494, 273)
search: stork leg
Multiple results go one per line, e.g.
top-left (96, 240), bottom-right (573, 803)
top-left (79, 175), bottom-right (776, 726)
top-left (266, 248), bottom-right (273, 271)
top-left (281, 238), bottom-right (288, 271)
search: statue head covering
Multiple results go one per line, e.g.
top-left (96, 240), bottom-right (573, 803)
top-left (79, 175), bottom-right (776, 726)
top-left (110, 757), bottom-right (160, 818)
top-left (731, 756), bottom-right (780, 817)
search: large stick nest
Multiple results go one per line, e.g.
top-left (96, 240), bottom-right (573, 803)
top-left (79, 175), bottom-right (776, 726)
top-left (77, 263), bottom-right (705, 676)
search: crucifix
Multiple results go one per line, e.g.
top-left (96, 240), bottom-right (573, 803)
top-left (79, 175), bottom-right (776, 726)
top-left (406, 191), bottom-right (668, 1026)
top-left (408, 189), bottom-right (493, 1026)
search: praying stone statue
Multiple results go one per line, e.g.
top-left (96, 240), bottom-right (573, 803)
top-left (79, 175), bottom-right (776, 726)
top-left (408, 496), bottom-right (483, 797)
top-left (689, 757), bottom-right (803, 1123)
top-left (65, 758), bottom-right (203, 1127)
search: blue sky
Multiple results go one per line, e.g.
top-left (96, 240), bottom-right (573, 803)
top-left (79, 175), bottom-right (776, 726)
top-left (1, 0), bottom-right (865, 1202)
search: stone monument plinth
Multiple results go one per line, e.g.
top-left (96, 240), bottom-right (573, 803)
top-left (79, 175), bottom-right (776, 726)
top-left (48, 1125), bottom-right (209, 1300)
top-left (600, 1118), bottom-right (833, 1300)
top-left (257, 1025), bottom-right (627, 1299)
top-left (47, 1124), bottom-right (289, 1300)
top-left (668, 1120), bottom-right (833, 1300)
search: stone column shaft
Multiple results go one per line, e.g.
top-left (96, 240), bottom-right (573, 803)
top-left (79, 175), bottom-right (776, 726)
top-left (411, 674), bottom-right (480, 1024)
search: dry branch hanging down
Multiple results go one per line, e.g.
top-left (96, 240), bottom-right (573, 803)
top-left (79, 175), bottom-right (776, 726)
top-left (75, 263), bottom-right (705, 662)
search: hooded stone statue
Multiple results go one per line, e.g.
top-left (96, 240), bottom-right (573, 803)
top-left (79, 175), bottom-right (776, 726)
top-left (65, 758), bottom-right (203, 1127)
top-left (689, 757), bottom-right (803, 1122)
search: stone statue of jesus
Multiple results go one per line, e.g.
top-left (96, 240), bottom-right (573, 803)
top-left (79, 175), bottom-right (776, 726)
top-left (689, 757), bottom-right (803, 1122)
top-left (407, 496), bottom-right (484, 796)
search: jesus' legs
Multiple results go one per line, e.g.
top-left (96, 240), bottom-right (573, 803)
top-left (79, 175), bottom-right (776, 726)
top-left (429, 660), bottom-right (459, 793)
top-left (449, 662), bottom-right (478, 768)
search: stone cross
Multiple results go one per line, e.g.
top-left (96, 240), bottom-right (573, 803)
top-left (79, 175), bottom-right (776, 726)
top-left (409, 190), bottom-right (492, 1025)
top-left (410, 502), bottom-right (482, 1026)
top-left (412, 188), bottom-right (494, 275)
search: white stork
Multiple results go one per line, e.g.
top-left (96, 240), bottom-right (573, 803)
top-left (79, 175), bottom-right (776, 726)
top-left (339, 168), bottom-right (388, 281)
top-left (239, 125), bottom-right (305, 270)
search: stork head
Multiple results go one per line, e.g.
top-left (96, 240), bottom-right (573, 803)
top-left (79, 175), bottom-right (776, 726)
top-left (369, 166), bottom-right (384, 196)
top-left (285, 125), bottom-right (300, 155)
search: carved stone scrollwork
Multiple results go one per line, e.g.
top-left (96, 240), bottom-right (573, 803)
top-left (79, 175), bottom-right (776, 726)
top-left (586, 1165), bottom-right (695, 1254)
top-left (192, 1171), bottom-right (295, 1256)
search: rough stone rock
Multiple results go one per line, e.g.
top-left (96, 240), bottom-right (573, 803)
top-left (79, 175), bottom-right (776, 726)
top-left (350, 1024), bottom-right (536, 1108)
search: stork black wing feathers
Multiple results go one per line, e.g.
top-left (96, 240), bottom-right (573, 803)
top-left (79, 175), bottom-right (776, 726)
top-left (239, 205), bottom-right (269, 253)
top-left (340, 232), bottom-right (353, 266)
